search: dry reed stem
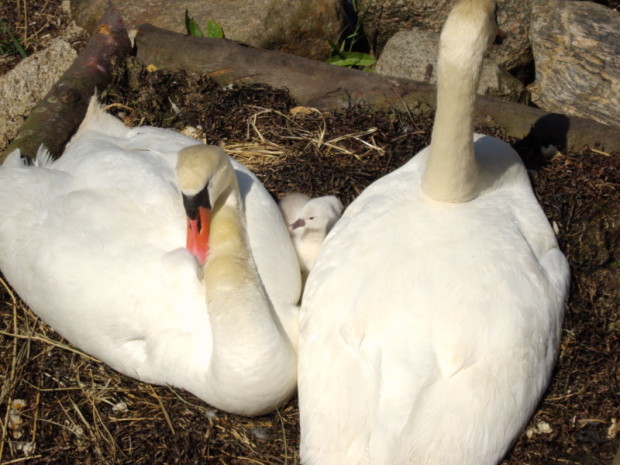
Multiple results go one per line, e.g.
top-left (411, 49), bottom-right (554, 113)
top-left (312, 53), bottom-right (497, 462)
top-left (147, 385), bottom-right (175, 434)
top-left (0, 454), bottom-right (43, 464)
top-left (0, 330), bottom-right (98, 362)
top-left (243, 106), bottom-right (384, 163)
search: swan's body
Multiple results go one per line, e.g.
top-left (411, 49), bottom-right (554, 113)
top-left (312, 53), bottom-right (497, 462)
top-left (298, 0), bottom-right (570, 464)
top-left (0, 100), bottom-right (301, 416)
top-left (279, 193), bottom-right (343, 278)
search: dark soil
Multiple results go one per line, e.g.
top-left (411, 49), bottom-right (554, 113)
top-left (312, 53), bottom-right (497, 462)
top-left (0, 0), bottom-right (78, 75)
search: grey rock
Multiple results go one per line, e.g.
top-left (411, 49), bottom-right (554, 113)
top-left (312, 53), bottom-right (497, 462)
top-left (376, 30), bottom-right (529, 103)
top-left (71, 0), bottom-right (344, 61)
top-left (531, 0), bottom-right (620, 128)
top-left (356, 0), bottom-right (533, 74)
top-left (0, 38), bottom-right (78, 152)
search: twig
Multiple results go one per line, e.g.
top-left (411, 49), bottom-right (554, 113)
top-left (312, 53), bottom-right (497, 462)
top-left (546, 385), bottom-right (586, 402)
top-left (21, 0), bottom-right (27, 44)
top-left (276, 408), bottom-right (289, 465)
top-left (103, 103), bottom-right (134, 113)
top-left (69, 398), bottom-right (91, 434)
top-left (148, 386), bottom-right (175, 434)
top-left (590, 148), bottom-right (611, 157)
top-left (77, 371), bottom-right (116, 454)
top-left (0, 330), bottom-right (99, 362)
top-left (390, 86), bottom-right (421, 131)
top-left (165, 386), bottom-right (212, 413)
top-left (0, 454), bottom-right (43, 464)
top-left (220, 449), bottom-right (267, 464)
top-left (30, 391), bottom-right (39, 452)
top-left (0, 396), bottom-right (10, 464)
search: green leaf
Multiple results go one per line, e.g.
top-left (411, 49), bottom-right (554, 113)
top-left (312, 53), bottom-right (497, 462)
top-left (206, 20), bottom-right (224, 39)
top-left (185, 10), bottom-right (203, 37)
top-left (10, 31), bottom-right (27, 58)
top-left (0, 20), bottom-right (27, 58)
top-left (326, 51), bottom-right (375, 69)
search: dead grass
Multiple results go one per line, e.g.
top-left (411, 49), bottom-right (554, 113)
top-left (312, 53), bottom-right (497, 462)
top-left (0, 0), bottom-right (80, 76)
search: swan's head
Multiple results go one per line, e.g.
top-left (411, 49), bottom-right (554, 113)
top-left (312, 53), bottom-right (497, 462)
top-left (440, 0), bottom-right (497, 65)
top-left (289, 195), bottom-right (344, 235)
top-left (177, 145), bottom-right (238, 265)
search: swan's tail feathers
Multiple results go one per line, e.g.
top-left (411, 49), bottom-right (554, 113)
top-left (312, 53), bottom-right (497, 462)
top-left (1, 148), bottom-right (52, 168)
top-left (2, 149), bottom-right (25, 168)
top-left (34, 146), bottom-right (54, 167)
top-left (76, 94), bottom-right (130, 138)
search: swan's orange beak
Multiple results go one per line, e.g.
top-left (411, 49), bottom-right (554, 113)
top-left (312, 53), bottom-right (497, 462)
top-left (186, 206), bottom-right (211, 266)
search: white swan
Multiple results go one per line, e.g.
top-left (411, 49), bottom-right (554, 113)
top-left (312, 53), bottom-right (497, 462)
top-left (0, 99), bottom-right (301, 416)
top-left (279, 193), bottom-right (344, 279)
top-left (298, 0), bottom-right (570, 463)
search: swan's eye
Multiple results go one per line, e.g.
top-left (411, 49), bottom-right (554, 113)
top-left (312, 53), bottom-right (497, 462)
top-left (309, 217), bottom-right (315, 220)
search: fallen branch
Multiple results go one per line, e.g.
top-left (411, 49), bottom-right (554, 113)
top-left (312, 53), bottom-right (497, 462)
top-left (0, 5), bottom-right (132, 164)
top-left (135, 24), bottom-right (620, 153)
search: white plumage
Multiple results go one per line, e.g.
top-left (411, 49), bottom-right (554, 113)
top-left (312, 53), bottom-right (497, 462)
top-left (0, 99), bottom-right (301, 416)
top-left (279, 193), bottom-right (343, 279)
top-left (298, 0), bottom-right (570, 463)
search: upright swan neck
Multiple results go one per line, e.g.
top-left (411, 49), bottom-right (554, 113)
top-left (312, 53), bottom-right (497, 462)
top-left (422, 0), bottom-right (496, 203)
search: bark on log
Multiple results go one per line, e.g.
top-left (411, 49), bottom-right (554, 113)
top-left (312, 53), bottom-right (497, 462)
top-left (135, 24), bottom-right (620, 153)
top-left (0, 5), bottom-right (132, 164)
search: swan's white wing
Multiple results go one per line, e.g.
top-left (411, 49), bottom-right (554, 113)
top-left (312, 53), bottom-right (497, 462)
top-left (67, 119), bottom-right (302, 309)
top-left (299, 137), bottom-right (569, 465)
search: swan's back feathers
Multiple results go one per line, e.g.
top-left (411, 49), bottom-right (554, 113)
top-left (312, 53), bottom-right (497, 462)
top-left (2, 146), bottom-right (53, 168)
top-left (2, 150), bottom-right (25, 167)
top-left (299, 136), bottom-right (569, 464)
top-left (77, 96), bottom-right (131, 138)
top-left (299, 0), bottom-right (568, 462)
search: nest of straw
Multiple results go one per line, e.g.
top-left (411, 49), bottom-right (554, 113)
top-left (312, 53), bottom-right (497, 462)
top-left (1, 58), bottom-right (618, 464)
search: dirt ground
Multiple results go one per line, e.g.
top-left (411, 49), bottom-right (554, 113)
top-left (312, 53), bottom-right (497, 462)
top-left (1, 1), bottom-right (619, 464)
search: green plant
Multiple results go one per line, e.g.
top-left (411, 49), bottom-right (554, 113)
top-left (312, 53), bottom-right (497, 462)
top-left (184, 10), bottom-right (225, 39)
top-left (325, 49), bottom-right (375, 70)
top-left (0, 20), bottom-right (27, 58)
top-left (326, 0), bottom-right (375, 71)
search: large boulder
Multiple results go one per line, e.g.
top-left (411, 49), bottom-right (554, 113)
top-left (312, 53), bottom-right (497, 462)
top-left (356, 0), bottom-right (533, 75)
top-left (375, 30), bottom-right (529, 103)
top-left (71, 0), bottom-right (344, 61)
top-left (0, 38), bottom-right (78, 152)
top-left (530, 0), bottom-right (620, 128)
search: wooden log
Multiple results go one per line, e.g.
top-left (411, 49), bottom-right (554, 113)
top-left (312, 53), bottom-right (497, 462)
top-left (135, 24), bottom-right (620, 153)
top-left (0, 5), bottom-right (132, 164)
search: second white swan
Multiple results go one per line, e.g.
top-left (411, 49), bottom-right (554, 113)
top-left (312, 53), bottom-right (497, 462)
top-left (298, 0), bottom-right (570, 463)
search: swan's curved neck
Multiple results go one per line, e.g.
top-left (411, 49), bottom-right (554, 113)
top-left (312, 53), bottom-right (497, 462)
top-left (200, 184), bottom-right (296, 412)
top-left (204, 189), bottom-right (287, 351)
top-left (422, 0), bottom-right (496, 203)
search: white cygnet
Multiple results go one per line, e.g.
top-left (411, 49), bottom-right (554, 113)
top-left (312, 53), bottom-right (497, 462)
top-left (279, 193), bottom-right (344, 279)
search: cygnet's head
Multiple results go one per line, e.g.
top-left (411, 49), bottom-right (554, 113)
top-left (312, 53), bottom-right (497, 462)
top-left (278, 192), bottom-right (311, 226)
top-left (289, 195), bottom-right (344, 235)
